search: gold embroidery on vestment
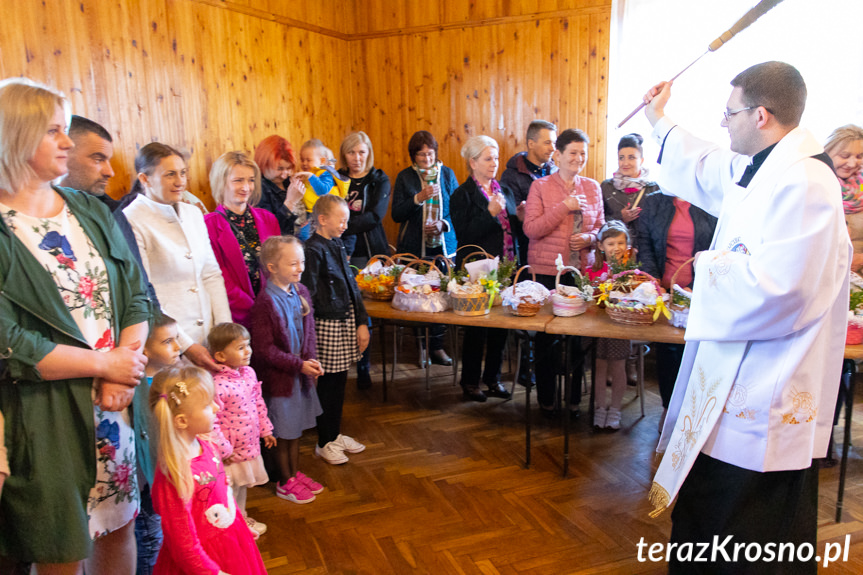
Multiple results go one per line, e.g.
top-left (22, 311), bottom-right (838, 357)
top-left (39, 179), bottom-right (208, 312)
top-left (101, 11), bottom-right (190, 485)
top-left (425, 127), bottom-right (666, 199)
top-left (671, 367), bottom-right (719, 471)
top-left (781, 387), bottom-right (817, 425)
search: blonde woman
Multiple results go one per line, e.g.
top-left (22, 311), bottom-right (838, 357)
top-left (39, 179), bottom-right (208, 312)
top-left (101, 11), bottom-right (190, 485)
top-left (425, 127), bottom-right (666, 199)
top-left (0, 78), bottom-right (149, 574)
top-left (450, 135), bottom-right (520, 402)
top-left (825, 125), bottom-right (863, 272)
top-left (337, 131), bottom-right (391, 267)
top-left (204, 151), bottom-right (281, 326)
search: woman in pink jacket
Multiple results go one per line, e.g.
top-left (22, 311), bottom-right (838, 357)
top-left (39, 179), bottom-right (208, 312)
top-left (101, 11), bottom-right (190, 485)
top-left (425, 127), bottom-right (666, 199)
top-left (205, 151), bottom-right (282, 327)
top-left (524, 129), bottom-right (604, 418)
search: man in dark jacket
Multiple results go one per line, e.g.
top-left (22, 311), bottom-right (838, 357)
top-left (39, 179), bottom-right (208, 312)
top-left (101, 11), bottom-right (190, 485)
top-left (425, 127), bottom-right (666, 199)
top-left (500, 119), bottom-right (558, 267)
top-left (500, 120), bottom-right (557, 387)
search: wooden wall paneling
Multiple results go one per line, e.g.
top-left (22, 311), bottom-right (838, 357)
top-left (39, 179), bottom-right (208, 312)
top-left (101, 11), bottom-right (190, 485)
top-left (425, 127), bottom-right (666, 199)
top-left (594, 10), bottom-right (609, 180)
top-left (101, 0), bottom-right (143, 191)
top-left (0, 0), bottom-right (354, 208)
top-left (354, 8), bottom-right (611, 245)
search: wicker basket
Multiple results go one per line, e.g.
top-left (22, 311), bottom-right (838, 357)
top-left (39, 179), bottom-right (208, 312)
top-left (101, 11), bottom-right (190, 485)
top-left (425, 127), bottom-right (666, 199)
top-left (605, 303), bottom-right (657, 326)
top-left (668, 257), bottom-right (695, 328)
top-left (391, 256), bottom-right (451, 313)
top-left (357, 254), bottom-right (400, 301)
top-left (551, 265), bottom-right (587, 317)
top-left (505, 265), bottom-right (544, 316)
top-left (602, 270), bottom-right (663, 325)
top-left (456, 245), bottom-right (509, 306)
top-left (450, 291), bottom-right (491, 316)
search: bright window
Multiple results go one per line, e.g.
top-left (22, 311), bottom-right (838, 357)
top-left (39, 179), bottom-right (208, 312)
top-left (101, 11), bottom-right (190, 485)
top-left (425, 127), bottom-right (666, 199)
top-left (607, 0), bottom-right (863, 179)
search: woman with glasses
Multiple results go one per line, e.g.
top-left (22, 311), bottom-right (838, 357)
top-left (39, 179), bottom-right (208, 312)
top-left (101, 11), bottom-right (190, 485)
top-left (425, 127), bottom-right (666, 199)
top-left (391, 130), bottom-right (458, 259)
top-left (391, 130), bottom-right (458, 367)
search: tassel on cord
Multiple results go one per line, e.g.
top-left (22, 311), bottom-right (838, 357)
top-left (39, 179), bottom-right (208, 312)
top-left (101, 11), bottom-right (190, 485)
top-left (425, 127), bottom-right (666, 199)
top-left (648, 483), bottom-right (671, 518)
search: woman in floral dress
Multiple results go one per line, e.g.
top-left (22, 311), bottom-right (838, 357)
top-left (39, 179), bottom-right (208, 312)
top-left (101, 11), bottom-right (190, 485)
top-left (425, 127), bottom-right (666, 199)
top-left (0, 78), bottom-right (150, 574)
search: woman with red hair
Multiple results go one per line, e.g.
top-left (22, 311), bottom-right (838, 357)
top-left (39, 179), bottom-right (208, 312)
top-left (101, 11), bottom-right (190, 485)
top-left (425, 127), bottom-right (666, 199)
top-left (254, 135), bottom-right (307, 238)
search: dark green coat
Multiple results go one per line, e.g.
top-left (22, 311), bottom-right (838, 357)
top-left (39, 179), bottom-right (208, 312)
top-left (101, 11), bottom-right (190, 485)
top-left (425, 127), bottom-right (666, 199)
top-left (0, 187), bottom-right (151, 562)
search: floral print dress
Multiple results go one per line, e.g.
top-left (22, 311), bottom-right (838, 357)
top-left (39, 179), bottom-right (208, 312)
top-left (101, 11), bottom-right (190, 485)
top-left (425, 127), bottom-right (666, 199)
top-left (0, 202), bottom-right (139, 538)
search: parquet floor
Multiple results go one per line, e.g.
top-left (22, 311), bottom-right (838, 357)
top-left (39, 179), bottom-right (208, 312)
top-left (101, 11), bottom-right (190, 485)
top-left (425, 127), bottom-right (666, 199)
top-left (249, 333), bottom-right (863, 574)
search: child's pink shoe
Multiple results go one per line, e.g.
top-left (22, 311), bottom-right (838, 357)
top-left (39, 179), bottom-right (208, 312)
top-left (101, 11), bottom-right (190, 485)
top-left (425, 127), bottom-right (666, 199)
top-left (276, 477), bottom-right (315, 504)
top-left (295, 471), bottom-right (324, 494)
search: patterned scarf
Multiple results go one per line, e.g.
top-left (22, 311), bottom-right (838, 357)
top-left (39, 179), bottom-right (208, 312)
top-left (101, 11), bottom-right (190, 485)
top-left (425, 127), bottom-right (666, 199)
top-left (412, 160), bottom-right (441, 184)
top-left (841, 174), bottom-right (863, 215)
top-left (611, 168), bottom-right (651, 195)
top-left (473, 176), bottom-right (515, 261)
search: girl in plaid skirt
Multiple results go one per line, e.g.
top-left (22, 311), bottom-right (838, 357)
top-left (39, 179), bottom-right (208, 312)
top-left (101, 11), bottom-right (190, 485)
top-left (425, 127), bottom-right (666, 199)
top-left (300, 195), bottom-right (371, 464)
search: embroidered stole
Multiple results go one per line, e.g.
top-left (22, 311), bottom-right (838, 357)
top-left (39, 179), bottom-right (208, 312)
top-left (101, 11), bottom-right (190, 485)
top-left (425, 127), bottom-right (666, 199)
top-left (648, 339), bottom-right (748, 517)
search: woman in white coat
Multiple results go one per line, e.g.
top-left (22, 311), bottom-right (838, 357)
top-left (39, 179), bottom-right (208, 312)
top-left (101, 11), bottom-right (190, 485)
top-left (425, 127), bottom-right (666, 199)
top-left (124, 143), bottom-right (230, 370)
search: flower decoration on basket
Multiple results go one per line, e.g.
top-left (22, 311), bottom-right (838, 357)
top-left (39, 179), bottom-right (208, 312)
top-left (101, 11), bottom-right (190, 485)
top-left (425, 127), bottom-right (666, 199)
top-left (446, 250), bottom-right (503, 316)
top-left (550, 255), bottom-right (593, 317)
top-left (847, 273), bottom-right (863, 344)
top-left (669, 285), bottom-right (692, 328)
top-left (391, 256), bottom-right (451, 313)
top-left (355, 254), bottom-right (405, 301)
top-left (501, 265), bottom-right (550, 316)
top-left (667, 256), bottom-right (695, 328)
top-left (596, 269), bottom-right (671, 325)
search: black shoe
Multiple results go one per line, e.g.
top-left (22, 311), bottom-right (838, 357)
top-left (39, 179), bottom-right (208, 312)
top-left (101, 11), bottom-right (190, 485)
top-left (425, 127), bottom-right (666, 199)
top-left (485, 381), bottom-right (512, 399)
top-left (429, 349), bottom-right (453, 366)
top-left (357, 370), bottom-right (372, 390)
top-left (569, 407), bottom-right (581, 419)
top-left (540, 406), bottom-right (557, 420)
top-left (462, 385), bottom-right (487, 402)
top-left (517, 369), bottom-right (535, 388)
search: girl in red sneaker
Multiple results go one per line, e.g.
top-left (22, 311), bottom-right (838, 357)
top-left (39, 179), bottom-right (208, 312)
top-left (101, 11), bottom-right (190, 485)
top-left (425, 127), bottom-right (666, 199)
top-left (250, 235), bottom-right (325, 503)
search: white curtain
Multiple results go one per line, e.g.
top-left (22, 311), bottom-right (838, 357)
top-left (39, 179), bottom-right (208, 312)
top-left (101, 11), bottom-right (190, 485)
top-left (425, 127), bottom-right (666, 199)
top-left (607, 0), bottom-right (863, 180)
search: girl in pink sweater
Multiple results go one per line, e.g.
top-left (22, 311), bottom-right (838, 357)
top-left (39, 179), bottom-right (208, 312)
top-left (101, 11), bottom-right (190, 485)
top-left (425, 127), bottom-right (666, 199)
top-left (208, 322), bottom-right (275, 537)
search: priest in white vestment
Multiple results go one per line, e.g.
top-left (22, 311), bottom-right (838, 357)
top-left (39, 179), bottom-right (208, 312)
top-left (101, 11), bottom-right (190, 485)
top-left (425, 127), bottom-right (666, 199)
top-left (642, 62), bottom-right (850, 574)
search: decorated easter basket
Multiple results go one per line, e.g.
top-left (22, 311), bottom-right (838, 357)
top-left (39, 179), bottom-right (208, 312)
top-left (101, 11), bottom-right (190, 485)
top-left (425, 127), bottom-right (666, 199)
top-left (355, 254), bottom-right (403, 301)
top-left (456, 245), bottom-right (517, 306)
top-left (551, 265), bottom-right (589, 317)
top-left (668, 257), bottom-right (695, 329)
top-left (501, 265), bottom-right (548, 317)
top-left (450, 291), bottom-right (491, 316)
top-left (601, 270), bottom-right (667, 326)
top-left (448, 246), bottom-right (507, 315)
top-left (391, 255), bottom-right (451, 313)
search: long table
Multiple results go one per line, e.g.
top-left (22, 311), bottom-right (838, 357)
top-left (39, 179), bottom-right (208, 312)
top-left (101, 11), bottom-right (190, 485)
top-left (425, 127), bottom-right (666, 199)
top-left (364, 299), bottom-right (862, 521)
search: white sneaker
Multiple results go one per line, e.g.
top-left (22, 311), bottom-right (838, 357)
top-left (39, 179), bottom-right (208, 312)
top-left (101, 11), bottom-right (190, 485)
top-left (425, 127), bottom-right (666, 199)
top-left (315, 442), bottom-right (349, 464)
top-left (606, 407), bottom-right (622, 430)
top-left (593, 407), bottom-right (607, 429)
top-left (333, 433), bottom-right (366, 454)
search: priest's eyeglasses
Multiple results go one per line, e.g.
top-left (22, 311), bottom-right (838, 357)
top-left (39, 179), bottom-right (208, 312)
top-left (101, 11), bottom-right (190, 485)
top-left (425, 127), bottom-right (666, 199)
top-left (722, 107), bottom-right (757, 122)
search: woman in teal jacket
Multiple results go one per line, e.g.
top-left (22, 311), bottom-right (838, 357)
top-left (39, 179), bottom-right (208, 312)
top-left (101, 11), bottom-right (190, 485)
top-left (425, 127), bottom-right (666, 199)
top-left (0, 78), bottom-right (150, 573)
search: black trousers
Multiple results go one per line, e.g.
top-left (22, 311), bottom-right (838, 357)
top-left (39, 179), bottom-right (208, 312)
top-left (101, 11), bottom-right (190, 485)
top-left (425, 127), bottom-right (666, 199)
top-left (656, 342), bottom-right (685, 408)
top-left (533, 273), bottom-right (582, 408)
top-left (315, 370), bottom-right (348, 447)
top-left (459, 326), bottom-right (507, 388)
top-left (669, 453), bottom-right (818, 575)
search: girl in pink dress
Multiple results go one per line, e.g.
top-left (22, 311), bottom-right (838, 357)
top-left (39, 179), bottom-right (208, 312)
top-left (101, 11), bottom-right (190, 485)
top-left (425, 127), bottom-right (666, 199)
top-left (207, 321), bottom-right (276, 536)
top-left (149, 366), bottom-right (267, 575)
